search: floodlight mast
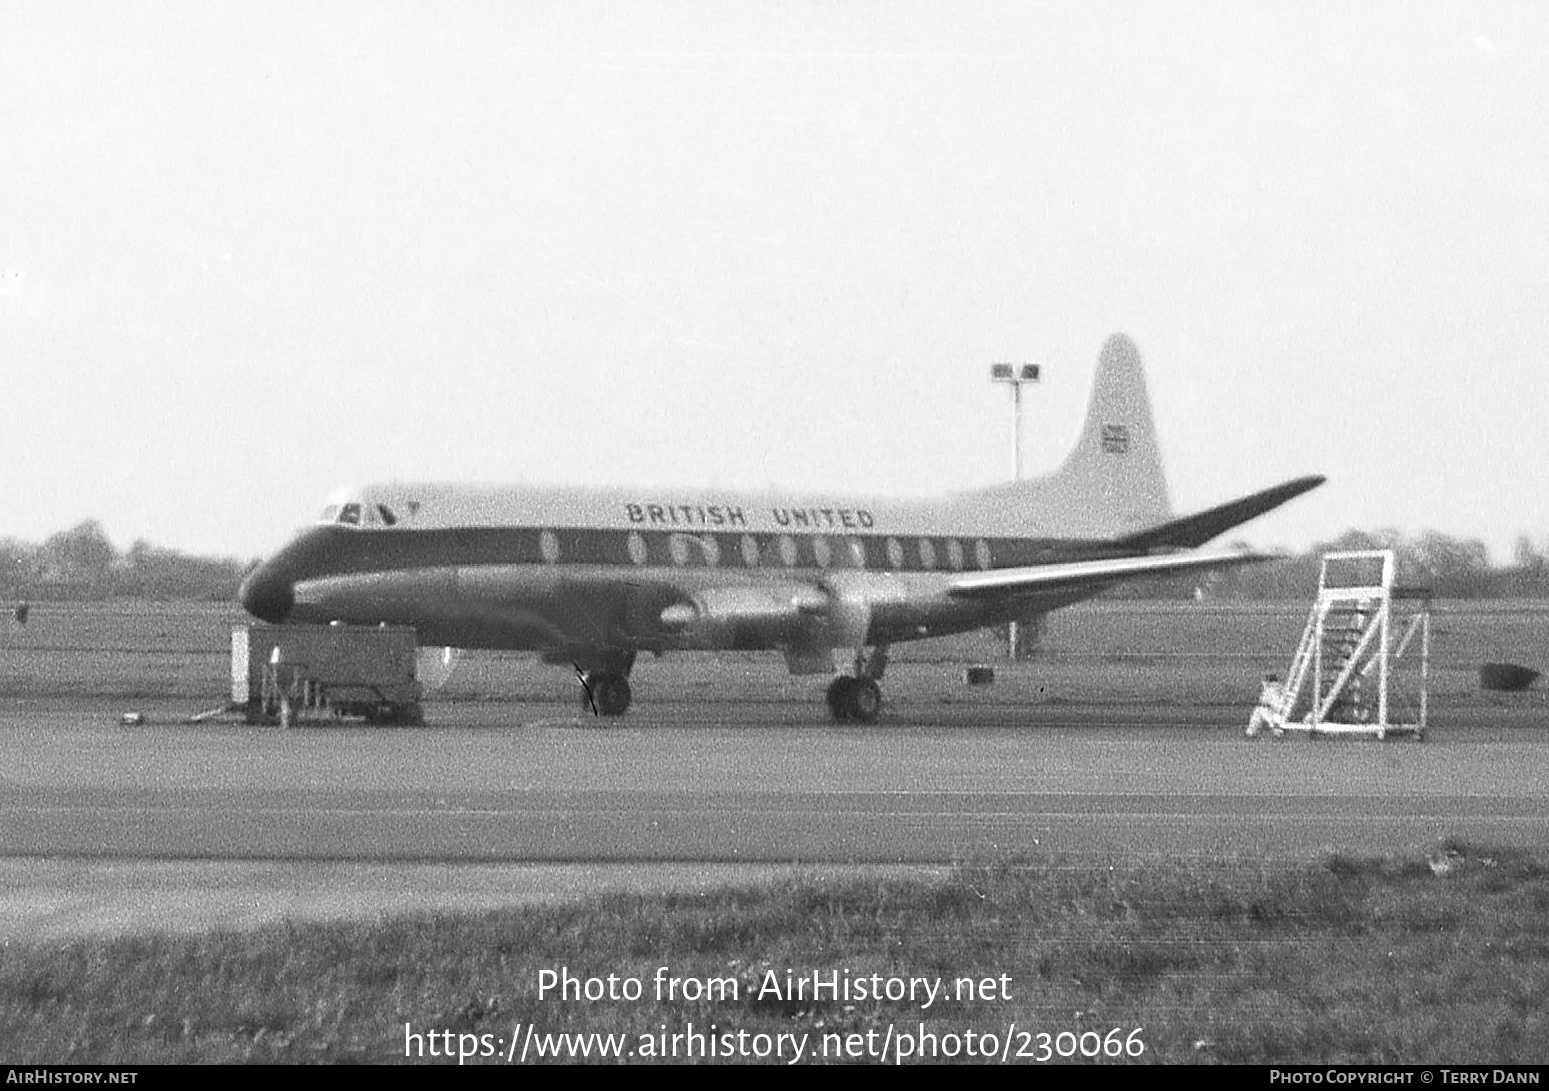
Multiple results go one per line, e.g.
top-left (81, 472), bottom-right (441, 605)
top-left (990, 363), bottom-right (1041, 479)
top-left (990, 362), bottom-right (1041, 658)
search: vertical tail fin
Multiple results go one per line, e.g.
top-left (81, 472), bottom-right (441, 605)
top-left (961, 333), bottom-right (1173, 539)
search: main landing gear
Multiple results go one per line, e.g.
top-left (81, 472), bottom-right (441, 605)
top-left (826, 644), bottom-right (889, 724)
top-left (576, 650), bottom-right (636, 717)
top-left (826, 676), bottom-right (880, 723)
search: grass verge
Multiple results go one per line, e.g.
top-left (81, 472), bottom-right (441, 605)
top-left (4, 841), bottom-right (1547, 1064)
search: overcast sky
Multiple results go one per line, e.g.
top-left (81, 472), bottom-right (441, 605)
top-left (2, 2), bottom-right (1545, 561)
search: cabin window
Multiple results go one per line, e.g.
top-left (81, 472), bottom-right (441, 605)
top-left (540, 529), bottom-right (560, 563)
top-left (669, 534), bottom-right (690, 566)
top-left (844, 538), bottom-right (866, 568)
top-left (627, 531), bottom-right (648, 565)
top-left (975, 538), bottom-right (992, 570)
top-left (778, 535), bottom-right (799, 567)
top-left (918, 537), bottom-right (936, 569)
top-left (741, 534), bottom-right (760, 567)
top-left (947, 538), bottom-right (965, 571)
top-left (812, 536), bottom-right (832, 568)
top-left (700, 535), bottom-right (721, 567)
top-left (886, 537), bottom-right (904, 569)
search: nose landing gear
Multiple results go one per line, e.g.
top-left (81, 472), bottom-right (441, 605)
top-left (580, 671), bottom-right (631, 716)
top-left (574, 650), bottom-right (637, 717)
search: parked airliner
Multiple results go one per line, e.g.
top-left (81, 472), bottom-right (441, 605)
top-left (239, 335), bottom-right (1323, 722)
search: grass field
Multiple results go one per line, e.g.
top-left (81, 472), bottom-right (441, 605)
top-left (4, 843), bottom-right (1546, 1064)
top-left (0, 598), bottom-right (1544, 707)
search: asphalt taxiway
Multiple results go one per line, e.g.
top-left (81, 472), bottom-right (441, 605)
top-left (3, 694), bottom-right (1546, 940)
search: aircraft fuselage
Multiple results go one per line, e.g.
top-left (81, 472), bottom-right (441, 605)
top-left (241, 511), bottom-right (1116, 653)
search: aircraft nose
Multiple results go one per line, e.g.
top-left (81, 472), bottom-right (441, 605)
top-left (239, 565), bottom-right (294, 624)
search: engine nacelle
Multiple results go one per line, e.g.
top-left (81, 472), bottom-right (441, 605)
top-left (810, 571), bottom-right (881, 649)
top-left (659, 583), bottom-right (827, 649)
top-left (658, 573), bottom-right (908, 652)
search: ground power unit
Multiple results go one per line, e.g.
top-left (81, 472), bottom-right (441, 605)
top-left (232, 623), bottom-right (424, 725)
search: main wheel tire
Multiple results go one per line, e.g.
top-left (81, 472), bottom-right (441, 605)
top-left (826, 676), bottom-right (854, 722)
top-left (844, 677), bottom-right (882, 724)
top-left (593, 672), bottom-right (632, 716)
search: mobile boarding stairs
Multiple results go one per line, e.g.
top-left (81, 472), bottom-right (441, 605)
top-left (1247, 550), bottom-right (1431, 741)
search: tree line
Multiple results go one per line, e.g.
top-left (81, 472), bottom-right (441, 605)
top-left (1121, 529), bottom-right (1549, 600)
top-left (0, 521), bottom-right (256, 602)
top-left (1, 520), bottom-right (1545, 602)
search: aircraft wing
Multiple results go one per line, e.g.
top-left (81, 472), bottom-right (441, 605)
top-left (946, 547), bottom-right (1275, 599)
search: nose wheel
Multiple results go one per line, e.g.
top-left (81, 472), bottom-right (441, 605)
top-left (826, 675), bottom-right (882, 724)
top-left (580, 671), bottom-right (632, 716)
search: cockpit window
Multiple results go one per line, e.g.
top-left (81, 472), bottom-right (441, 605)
top-left (377, 505), bottom-right (397, 526)
top-left (319, 505), bottom-right (340, 523)
top-left (338, 503), bottom-right (361, 526)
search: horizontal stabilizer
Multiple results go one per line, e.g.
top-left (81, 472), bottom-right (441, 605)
top-left (1114, 475), bottom-right (1326, 551)
top-left (946, 547), bottom-right (1275, 599)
